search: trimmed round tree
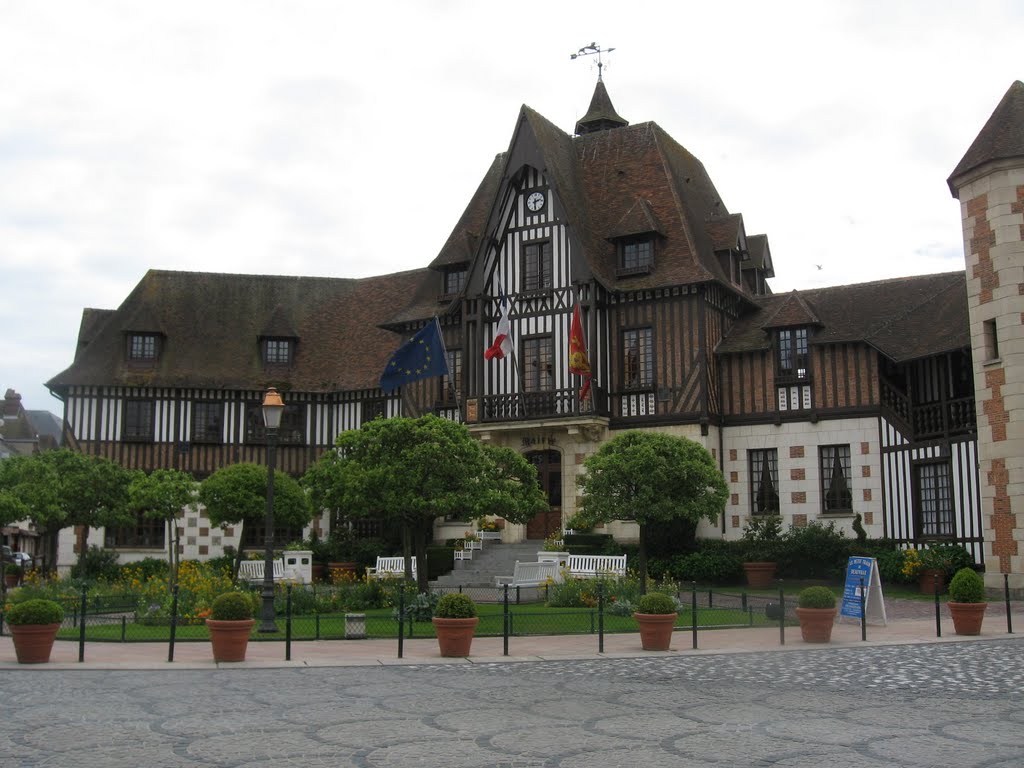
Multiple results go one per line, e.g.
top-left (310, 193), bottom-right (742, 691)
top-left (306, 415), bottom-right (546, 592)
top-left (199, 463), bottom-right (311, 577)
top-left (575, 431), bottom-right (728, 593)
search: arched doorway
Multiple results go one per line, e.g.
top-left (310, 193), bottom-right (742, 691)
top-left (524, 449), bottom-right (563, 540)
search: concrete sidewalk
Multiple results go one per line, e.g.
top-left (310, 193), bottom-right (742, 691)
top-left (2, 609), bottom-right (1020, 670)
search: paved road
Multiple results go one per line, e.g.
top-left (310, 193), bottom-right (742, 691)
top-left (1, 639), bottom-right (1022, 767)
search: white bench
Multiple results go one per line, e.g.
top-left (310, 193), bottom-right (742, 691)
top-left (567, 554), bottom-right (627, 579)
top-left (495, 560), bottom-right (561, 588)
top-left (454, 539), bottom-right (482, 562)
top-left (366, 556), bottom-right (417, 579)
top-left (479, 530), bottom-right (502, 542)
top-left (237, 558), bottom-right (286, 583)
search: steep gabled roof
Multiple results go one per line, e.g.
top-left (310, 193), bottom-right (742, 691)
top-left (717, 272), bottom-right (969, 363)
top-left (948, 80), bottom-right (1024, 196)
top-left (744, 234), bottom-right (773, 276)
top-left (429, 154), bottom-right (504, 270)
top-left (760, 290), bottom-right (821, 329)
top-left (415, 82), bottom-right (761, 325)
top-left (47, 268), bottom-right (433, 395)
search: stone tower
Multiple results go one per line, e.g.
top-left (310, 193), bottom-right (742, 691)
top-left (948, 81), bottom-right (1024, 593)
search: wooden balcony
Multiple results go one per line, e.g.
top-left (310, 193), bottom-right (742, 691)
top-left (478, 386), bottom-right (607, 423)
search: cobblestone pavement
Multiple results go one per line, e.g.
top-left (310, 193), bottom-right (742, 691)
top-left (1, 638), bottom-right (1022, 767)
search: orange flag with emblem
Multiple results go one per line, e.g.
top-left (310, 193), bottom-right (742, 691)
top-left (568, 303), bottom-right (592, 400)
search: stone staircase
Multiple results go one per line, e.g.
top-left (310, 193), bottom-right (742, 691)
top-left (431, 541), bottom-right (544, 588)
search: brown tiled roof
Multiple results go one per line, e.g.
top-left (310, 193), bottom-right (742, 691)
top-left (717, 272), bottom-right (969, 362)
top-left (948, 80), bottom-right (1024, 195)
top-left (607, 197), bottom-right (666, 240)
top-left (420, 90), bottom-right (752, 303)
top-left (429, 154), bottom-right (503, 270)
top-left (760, 290), bottom-right (822, 329)
top-left (706, 213), bottom-right (744, 251)
top-left (47, 269), bottom-right (432, 395)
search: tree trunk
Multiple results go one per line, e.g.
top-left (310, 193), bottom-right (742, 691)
top-left (77, 525), bottom-right (90, 574)
top-left (402, 525), bottom-right (413, 581)
top-left (232, 521), bottom-right (246, 579)
top-left (415, 520), bottom-right (430, 593)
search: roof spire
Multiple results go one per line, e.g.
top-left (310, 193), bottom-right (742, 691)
top-left (570, 42), bottom-right (615, 82)
top-left (571, 43), bottom-right (628, 135)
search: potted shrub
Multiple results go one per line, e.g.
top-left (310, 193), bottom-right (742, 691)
top-left (5, 563), bottom-right (21, 588)
top-left (6, 598), bottom-right (65, 663)
top-left (206, 591), bottom-right (256, 662)
top-left (633, 591), bottom-right (678, 651)
top-left (432, 592), bottom-right (478, 657)
top-left (947, 567), bottom-right (987, 635)
top-left (741, 515), bottom-right (782, 588)
top-left (795, 586), bottom-right (837, 643)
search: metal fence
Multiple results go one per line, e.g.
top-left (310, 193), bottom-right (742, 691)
top-left (3, 577), bottom-right (1016, 663)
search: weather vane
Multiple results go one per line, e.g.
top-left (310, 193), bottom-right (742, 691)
top-left (570, 42), bottom-right (615, 81)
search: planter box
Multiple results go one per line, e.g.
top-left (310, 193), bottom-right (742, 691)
top-left (283, 550), bottom-right (312, 583)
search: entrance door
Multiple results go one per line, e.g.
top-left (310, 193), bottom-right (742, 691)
top-left (524, 449), bottom-right (563, 540)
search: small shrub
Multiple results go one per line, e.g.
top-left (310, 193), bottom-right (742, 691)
top-left (6, 564), bottom-right (20, 575)
top-left (5, 598), bottom-right (64, 626)
top-left (634, 592), bottom-right (678, 615)
top-left (797, 586), bottom-right (836, 609)
top-left (948, 568), bottom-right (985, 603)
top-left (778, 521), bottom-right (850, 580)
top-left (434, 592), bottom-right (476, 619)
top-left (395, 590), bottom-right (439, 622)
top-left (70, 545), bottom-right (122, 581)
top-left (740, 515), bottom-right (783, 561)
top-left (210, 591), bottom-right (255, 621)
top-left (668, 550), bottom-right (744, 584)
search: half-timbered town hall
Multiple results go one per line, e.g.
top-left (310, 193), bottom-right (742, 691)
top-left (45, 78), bottom-right (1024, 590)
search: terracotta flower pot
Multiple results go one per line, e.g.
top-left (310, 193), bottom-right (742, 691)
top-left (948, 601), bottom-right (987, 636)
top-left (5, 573), bottom-right (20, 588)
top-left (795, 607), bottom-right (837, 643)
top-left (9, 623), bottom-right (60, 663)
top-left (918, 568), bottom-right (946, 595)
top-left (432, 616), bottom-right (478, 657)
top-left (634, 612), bottom-right (677, 651)
top-left (206, 619), bottom-right (256, 662)
top-left (743, 562), bottom-right (777, 589)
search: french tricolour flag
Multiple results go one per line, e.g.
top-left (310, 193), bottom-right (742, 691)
top-left (484, 292), bottom-right (513, 361)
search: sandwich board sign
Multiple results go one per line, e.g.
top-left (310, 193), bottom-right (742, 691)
top-left (839, 556), bottom-right (887, 626)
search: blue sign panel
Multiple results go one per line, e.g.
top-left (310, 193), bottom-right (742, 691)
top-left (840, 556), bottom-right (874, 619)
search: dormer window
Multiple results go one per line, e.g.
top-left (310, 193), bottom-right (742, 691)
top-left (778, 328), bottom-right (808, 379)
top-left (440, 268), bottom-right (467, 301)
top-left (127, 333), bottom-right (159, 362)
top-left (776, 327), bottom-right (811, 412)
top-left (264, 338), bottom-right (294, 365)
top-left (617, 237), bottom-right (654, 277)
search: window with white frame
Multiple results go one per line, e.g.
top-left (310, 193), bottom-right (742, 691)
top-left (819, 444), bottom-right (852, 514)
top-left (915, 461), bottom-right (954, 537)
top-left (749, 449), bottom-right (780, 515)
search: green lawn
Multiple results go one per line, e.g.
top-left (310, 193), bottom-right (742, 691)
top-left (57, 601), bottom-right (780, 643)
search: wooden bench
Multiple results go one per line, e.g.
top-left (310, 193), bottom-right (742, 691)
top-left (567, 554), bottom-right (627, 579)
top-left (495, 560), bottom-right (561, 588)
top-left (366, 556), bottom-right (417, 579)
top-left (453, 539), bottom-right (482, 562)
top-left (237, 558), bottom-right (286, 583)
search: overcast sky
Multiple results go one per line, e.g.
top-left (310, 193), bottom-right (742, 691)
top-left (1, 1), bottom-right (1020, 414)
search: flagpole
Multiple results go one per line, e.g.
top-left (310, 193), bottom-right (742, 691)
top-left (433, 316), bottom-right (461, 423)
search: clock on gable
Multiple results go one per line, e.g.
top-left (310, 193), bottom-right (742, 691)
top-left (526, 191), bottom-right (546, 212)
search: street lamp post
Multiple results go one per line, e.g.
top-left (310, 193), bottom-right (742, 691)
top-left (259, 386), bottom-right (285, 633)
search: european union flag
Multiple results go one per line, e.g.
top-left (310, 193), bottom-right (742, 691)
top-left (379, 317), bottom-right (449, 393)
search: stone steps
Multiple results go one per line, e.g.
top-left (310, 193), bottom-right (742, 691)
top-left (431, 541), bottom-right (544, 588)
